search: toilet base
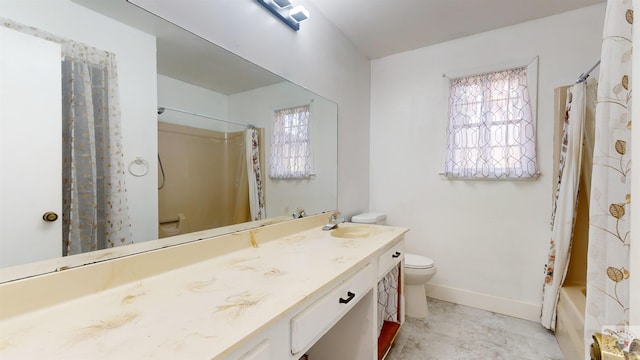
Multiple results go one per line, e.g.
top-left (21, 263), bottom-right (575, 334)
top-left (405, 284), bottom-right (429, 318)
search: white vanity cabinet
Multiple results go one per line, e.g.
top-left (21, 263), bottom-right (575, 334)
top-left (225, 261), bottom-right (378, 360)
top-left (0, 215), bottom-right (409, 360)
top-left (226, 236), bottom-right (406, 360)
top-left (291, 262), bottom-right (374, 355)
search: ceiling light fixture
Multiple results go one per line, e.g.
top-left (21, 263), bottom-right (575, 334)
top-left (289, 6), bottom-right (309, 22)
top-left (271, 0), bottom-right (292, 9)
top-left (257, 0), bottom-right (310, 31)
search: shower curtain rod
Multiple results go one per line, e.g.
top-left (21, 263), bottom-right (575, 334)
top-left (575, 59), bottom-right (601, 83)
top-left (157, 105), bottom-right (255, 128)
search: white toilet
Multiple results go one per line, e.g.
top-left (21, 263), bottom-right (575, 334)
top-left (403, 253), bottom-right (437, 318)
top-left (351, 212), bottom-right (437, 318)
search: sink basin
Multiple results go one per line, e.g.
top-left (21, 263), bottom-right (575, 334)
top-left (330, 226), bottom-right (378, 239)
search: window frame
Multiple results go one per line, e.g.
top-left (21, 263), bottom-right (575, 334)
top-left (442, 57), bottom-right (539, 180)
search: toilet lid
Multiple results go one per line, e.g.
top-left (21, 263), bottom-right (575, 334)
top-left (405, 253), bottom-right (435, 269)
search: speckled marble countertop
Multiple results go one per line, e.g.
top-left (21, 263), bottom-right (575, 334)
top-left (0, 220), bottom-right (407, 359)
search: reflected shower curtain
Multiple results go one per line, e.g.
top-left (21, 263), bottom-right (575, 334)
top-left (541, 83), bottom-right (587, 330)
top-left (246, 128), bottom-right (266, 220)
top-left (61, 42), bottom-right (132, 255)
top-left (584, 1), bottom-right (632, 357)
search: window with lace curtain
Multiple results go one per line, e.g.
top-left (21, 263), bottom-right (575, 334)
top-left (269, 105), bottom-right (312, 179)
top-left (444, 64), bottom-right (538, 179)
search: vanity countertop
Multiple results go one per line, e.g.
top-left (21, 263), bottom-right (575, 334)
top-left (0, 220), bottom-right (408, 359)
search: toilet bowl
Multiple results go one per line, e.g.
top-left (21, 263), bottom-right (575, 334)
top-left (350, 212), bottom-right (437, 318)
top-left (404, 253), bottom-right (437, 318)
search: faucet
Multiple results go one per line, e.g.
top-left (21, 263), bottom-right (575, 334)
top-left (292, 208), bottom-right (306, 219)
top-left (322, 211), bottom-right (344, 231)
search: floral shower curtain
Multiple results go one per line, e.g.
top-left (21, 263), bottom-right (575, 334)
top-left (246, 128), bottom-right (266, 220)
top-left (541, 82), bottom-right (587, 330)
top-left (584, 0), bottom-right (632, 357)
top-left (1, 19), bottom-right (132, 255)
top-left (61, 46), bottom-right (132, 255)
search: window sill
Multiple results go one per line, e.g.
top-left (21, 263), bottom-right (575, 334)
top-left (438, 171), bottom-right (541, 181)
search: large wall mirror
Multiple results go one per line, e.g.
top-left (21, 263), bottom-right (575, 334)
top-left (0, 0), bottom-right (337, 282)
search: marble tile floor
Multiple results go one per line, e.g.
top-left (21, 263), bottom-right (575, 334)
top-left (386, 298), bottom-right (564, 360)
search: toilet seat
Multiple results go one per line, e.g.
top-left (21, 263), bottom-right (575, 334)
top-left (405, 253), bottom-right (435, 269)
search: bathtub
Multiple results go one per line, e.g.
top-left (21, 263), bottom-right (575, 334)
top-left (556, 285), bottom-right (586, 360)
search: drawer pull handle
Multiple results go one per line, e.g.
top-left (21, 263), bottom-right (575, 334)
top-left (339, 291), bottom-right (355, 304)
top-left (392, 251), bottom-right (401, 258)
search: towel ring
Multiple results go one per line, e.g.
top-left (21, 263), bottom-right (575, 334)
top-left (128, 157), bottom-right (149, 177)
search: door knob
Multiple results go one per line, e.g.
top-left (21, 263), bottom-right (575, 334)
top-left (42, 211), bottom-right (59, 222)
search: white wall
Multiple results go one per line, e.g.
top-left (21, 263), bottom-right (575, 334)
top-left (370, 4), bottom-right (606, 320)
top-left (128, 0), bottom-right (372, 218)
top-left (228, 82), bottom-right (338, 218)
top-left (157, 74), bottom-right (231, 131)
top-left (0, 0), bottom-right (158, 242)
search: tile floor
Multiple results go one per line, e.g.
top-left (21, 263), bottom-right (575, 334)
top-left (385, 298), bottom-right (564, 360)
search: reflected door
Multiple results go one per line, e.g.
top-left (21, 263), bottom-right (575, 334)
top-left (0, 26), bottom-right (62, 267)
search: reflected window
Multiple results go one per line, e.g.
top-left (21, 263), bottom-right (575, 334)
top-left (270, 105), bottom-right (312, 179)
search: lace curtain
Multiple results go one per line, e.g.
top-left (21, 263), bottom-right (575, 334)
top-left (1, 18), bottom-right (132, 255)
top-left (445, 67), bottom-right (538, 179)
top-left (269, 105), bottom-right (311, 179)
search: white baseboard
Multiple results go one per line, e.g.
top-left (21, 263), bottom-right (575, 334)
top-left (425, 283), bottom-right (541, 322)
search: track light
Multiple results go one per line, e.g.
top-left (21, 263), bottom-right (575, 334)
top-left (289, 6), bottom-right (309, 22)
top-left (257, 0), bottom-right (310, 31)
top-left (271, 0), bottom-right (292, 8)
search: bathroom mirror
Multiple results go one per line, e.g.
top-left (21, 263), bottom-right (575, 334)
top-left (0, 0), bottom-right (337, 282)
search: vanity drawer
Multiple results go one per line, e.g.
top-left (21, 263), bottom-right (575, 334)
top-left (377, 239), bottom-right (404, 278)
top-left (290, 263), bottom-right (374, 355)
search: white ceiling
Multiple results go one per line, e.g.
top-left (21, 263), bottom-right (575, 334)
top-left (74, 0), bottom-right (605, 94)
top-left (307, 0), bottom-right (605, 59)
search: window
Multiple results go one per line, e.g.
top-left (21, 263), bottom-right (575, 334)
top-left (444, 65), bottom-right (538, 179)
top-left (270, 105), bottom-right (312, 179)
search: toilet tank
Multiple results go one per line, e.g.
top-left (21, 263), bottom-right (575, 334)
top-left (351, 212), bottom-right (387, 225)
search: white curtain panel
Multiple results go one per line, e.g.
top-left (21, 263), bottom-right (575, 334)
top-left (584, 0), bottom-right (632, 357)
top-left (540, 82), bottom-right (586, 330)
top-left (541, 83), bottom-right (587, 330)
top-left (246, 128), bottom-right (266, 221)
